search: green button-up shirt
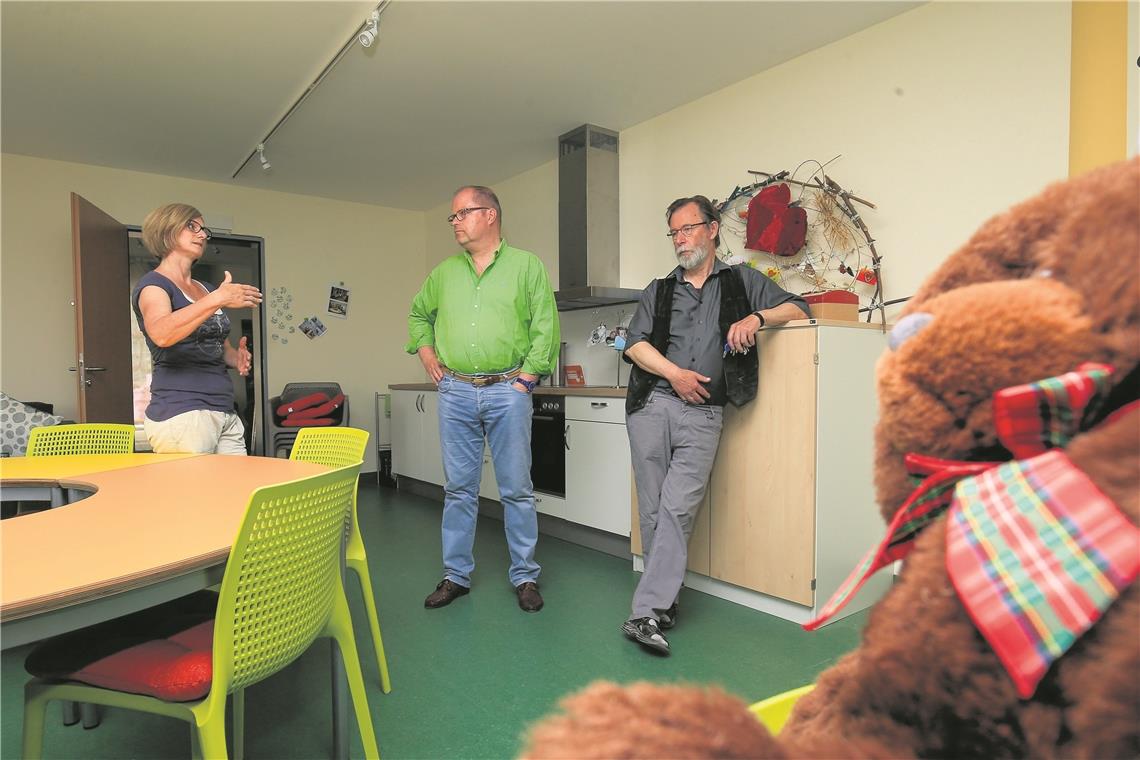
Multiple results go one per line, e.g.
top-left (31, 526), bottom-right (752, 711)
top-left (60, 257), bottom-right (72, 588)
top-left (406, 240), bottom-right (560, 376)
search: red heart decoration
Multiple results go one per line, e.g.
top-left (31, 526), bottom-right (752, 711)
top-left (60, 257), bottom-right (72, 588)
top-left (744, 183), bottom-right (806, 257)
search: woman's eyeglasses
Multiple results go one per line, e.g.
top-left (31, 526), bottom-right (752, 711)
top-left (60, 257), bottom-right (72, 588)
top-left (186, 220), bottom-right (212, 239)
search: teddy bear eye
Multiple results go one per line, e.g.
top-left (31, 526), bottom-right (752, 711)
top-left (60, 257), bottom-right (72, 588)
top-left (888, 312), bottom-right (933, 351)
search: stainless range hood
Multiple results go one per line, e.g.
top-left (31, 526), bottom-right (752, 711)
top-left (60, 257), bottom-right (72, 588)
top-left (555, 124), bottom-right (642, 311)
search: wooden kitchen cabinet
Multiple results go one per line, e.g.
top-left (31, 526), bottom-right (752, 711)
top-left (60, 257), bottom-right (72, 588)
top-left (631, 321), bottom-right (891, 623)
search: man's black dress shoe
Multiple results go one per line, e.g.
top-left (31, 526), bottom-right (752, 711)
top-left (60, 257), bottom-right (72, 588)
top-left (424, 579), bottom-right (469, 608)
top-left (516, 581), bottom-right (543, 612)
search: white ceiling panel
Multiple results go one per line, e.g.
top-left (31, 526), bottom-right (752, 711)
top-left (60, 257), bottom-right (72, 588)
top-left (2, 1), bottom-right (920, 210)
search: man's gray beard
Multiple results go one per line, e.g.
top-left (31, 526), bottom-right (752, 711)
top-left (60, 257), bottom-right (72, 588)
top-left (676, 245), bottom-right (710, 271)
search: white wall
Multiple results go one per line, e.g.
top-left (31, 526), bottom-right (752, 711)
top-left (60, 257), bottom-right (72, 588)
top-left (0, 153), bottom-right (423, 470)
top-left (619, 2), bottom-right (1072, 312)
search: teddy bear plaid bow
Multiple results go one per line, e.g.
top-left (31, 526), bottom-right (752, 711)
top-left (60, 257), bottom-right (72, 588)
top-left (806, 363), bottom-right (1139, 698)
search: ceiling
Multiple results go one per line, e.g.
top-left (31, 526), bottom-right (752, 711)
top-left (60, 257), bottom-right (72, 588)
top-left (2, 1), bottom-right (918, 211)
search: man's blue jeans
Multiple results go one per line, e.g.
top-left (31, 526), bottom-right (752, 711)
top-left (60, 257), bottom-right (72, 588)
top-left (436, 375), bottom-right (540, 588)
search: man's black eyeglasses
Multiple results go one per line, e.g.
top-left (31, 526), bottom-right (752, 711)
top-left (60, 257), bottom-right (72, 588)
top-left (447, 207), bottom-right (490, 224)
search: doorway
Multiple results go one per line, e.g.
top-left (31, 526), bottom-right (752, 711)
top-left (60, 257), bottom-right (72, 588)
top-left (127, 231), bottom-right (269, 454)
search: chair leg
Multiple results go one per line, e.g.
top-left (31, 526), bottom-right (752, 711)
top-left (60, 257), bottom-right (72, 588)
top-left (329, 614), bottom-right (380, 759)
top-left (22, 683), bottom-right (50, 759)
top-left (81, 701), bottom-right (101, 729)
top-left (197, 719), bottom-right (229, 760)
top-left (61, 699), bottom-right (79, 726)
top-left (348, 560), bottom-right (392, 693)
top-left (233, 689), bottom-right (245, 760)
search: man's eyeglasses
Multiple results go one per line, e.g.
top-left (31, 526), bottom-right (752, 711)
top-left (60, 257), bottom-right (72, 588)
top-left (665, 221), bottom-right (710, 240)
top-left (186, 220), bottom-right (212, 239)
top-left (447, 207), bottom-right (490, 224)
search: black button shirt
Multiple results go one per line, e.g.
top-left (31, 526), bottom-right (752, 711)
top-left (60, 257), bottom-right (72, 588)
top-left (625, 259), bottom-right (808, 406)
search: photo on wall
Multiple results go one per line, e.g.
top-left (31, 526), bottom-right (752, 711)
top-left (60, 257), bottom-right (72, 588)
top-left (299, 316), bottom-right (327, 339)
top-left (327, 282), bottom-right (350, 318)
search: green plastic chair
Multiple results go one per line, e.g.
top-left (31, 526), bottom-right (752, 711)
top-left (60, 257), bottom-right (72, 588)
top-left (21, 463), bottom-right (381, 759)
top-left (26, 422), bottom-right (136, 729)
top-left (290, 426), bottom-right (391, 693)
top-left (748, 684), bottom-right (816, 734)
top-left (26, 423), bottom-right (135, 456)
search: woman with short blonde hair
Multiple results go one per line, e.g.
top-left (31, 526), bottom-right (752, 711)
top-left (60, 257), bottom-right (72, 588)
top-left (131, 203), bottom-right (263, 454)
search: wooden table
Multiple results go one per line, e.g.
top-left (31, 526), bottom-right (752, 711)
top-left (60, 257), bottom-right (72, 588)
top-left (1, 454), bottom-right (356, 758)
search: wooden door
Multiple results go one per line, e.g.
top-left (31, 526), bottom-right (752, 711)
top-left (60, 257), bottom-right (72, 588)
top-left (71, 193), bottom-right (132, 423)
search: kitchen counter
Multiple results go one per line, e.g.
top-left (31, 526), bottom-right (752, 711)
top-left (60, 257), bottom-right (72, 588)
top-left (389, 383), bottom-right (626, 398)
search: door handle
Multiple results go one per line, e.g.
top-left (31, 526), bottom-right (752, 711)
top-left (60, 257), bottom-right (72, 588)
top-left (564, 423), bottom-right (570, 450)
top-left (85, 367), bottom-right (107, 372)
top-left (590, 402), bottom-right (608, 409)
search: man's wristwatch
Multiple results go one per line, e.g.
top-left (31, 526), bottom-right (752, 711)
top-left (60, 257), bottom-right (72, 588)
top-left (752, 310), bottom-right (766, 328)
top-left (514, 377), bottom-right (537, 392)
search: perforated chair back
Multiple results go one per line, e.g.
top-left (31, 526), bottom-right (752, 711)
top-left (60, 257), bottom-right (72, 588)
top-left (212, 464), bottom-right (360, 692)
top-left (748, 684), bottom-right (816, 734)
top-left (26, 423), bottom-right (135, 457)
top-left (289, 426), bottom-right (368, 468)
top-left (287, 426), bottom-right (391, 693)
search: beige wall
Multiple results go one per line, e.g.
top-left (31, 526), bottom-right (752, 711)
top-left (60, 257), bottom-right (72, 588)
top-left (424, 3), bottom-right (1073, 329)
top-left (1, 2), bottom-right (1079, 461)
top-left (422, 160), bottom-right (558, 273)
top-left (618, 1), bottom-right (1072, 313)
top-left (0, 153), bottom-right (423, 470)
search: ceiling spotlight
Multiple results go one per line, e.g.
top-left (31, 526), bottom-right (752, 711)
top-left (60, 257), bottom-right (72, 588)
top-left (358, 10), bottom-right (380, 48)
top-left (256, 144), bottom-right (271, 171)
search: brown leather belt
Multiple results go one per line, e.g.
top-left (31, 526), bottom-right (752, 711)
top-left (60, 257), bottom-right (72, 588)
top-left (444, 368), bottom-right (521, 387)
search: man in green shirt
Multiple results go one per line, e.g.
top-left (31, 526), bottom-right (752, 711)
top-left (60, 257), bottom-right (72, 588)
top-left (406, 185), bottom-right (560, 613)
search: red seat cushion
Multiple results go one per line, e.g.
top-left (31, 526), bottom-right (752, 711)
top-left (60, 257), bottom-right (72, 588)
top-left (290, 393), bottom-right (345, 419)
top-left (63, 621), bottom-right (214, 701)
top-left (25, 590), bottom-right (217, 703)
top-left (276, 392), bottom-right (328, 417)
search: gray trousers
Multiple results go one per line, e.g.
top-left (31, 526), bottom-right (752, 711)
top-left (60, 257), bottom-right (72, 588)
top-left (627, 390), bottom-right (723, 621)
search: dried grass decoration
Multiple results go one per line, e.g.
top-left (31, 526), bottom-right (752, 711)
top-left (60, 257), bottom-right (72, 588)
top-left (714, 159), bottom-right (885, 326)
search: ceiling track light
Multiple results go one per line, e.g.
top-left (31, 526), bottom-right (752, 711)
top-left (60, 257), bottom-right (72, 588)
top-left (231, 1), bottom-right (390, 179)
top-left (358, 10), bottom-right (380, 48)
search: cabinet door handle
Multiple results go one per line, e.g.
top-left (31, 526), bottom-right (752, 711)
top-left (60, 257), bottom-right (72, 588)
top-left (416, 394), bottom-right (423, 413)
top-left (590, 401), bottom-right (608, 409)
top-left (564, 423), bottom-right (570, 451)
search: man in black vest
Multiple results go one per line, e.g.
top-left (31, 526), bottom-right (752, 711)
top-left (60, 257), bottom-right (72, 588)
top-left (621, 195), bottom-right (808, 655)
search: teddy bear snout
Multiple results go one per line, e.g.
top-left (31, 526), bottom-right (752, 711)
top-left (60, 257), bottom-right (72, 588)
top-left (888, 312), bottom-right (933, 351)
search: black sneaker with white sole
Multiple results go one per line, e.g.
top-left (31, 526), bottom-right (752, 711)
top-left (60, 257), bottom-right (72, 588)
top-left (622, 617), bottom-right (670, 655)
top-left (658, 603), bottom-right (678, 630)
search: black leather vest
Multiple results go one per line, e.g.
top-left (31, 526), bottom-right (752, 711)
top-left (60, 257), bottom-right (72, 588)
top-left (625, 266), bottom-right (759, 414)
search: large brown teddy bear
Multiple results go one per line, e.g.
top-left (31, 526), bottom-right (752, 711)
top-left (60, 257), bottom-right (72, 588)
top-left (523, 157), bottom-right (1140, 759)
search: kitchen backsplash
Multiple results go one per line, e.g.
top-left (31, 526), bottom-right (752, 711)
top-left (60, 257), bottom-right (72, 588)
top-left (550, 304), bottom-right (635, 387)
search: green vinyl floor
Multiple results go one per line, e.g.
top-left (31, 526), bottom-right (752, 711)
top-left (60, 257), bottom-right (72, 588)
top-left (1, 481), bottom-right (869, 759)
